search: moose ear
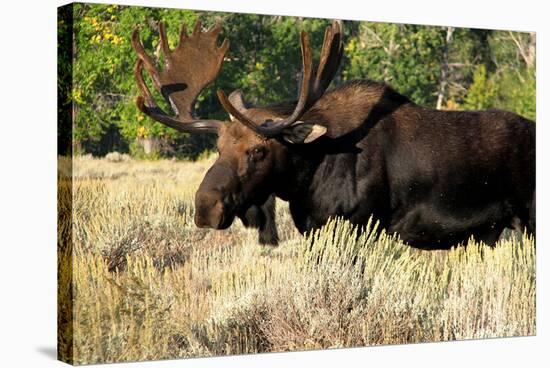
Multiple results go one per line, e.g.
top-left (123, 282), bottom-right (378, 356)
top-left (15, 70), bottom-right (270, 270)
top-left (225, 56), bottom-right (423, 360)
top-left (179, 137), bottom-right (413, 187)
top-left (282, 122), bottom-right (327, 144)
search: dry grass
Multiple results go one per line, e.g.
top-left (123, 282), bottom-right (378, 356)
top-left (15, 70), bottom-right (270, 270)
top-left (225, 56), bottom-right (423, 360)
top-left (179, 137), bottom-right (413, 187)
top-left (58, 155), bottom-right (536, 365)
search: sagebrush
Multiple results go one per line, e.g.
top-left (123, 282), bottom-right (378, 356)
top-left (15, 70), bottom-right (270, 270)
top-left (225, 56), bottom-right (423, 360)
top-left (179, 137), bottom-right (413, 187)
top-left (58, 155), bottom-right (535, 365)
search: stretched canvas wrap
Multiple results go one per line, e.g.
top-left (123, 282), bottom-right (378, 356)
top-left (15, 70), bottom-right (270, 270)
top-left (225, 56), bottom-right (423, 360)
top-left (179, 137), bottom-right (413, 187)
top-left (58, 2), bottom-right (536, 365)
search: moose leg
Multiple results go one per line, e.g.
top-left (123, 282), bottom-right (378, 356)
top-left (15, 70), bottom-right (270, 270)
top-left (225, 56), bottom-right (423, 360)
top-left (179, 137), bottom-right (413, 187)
top-left (527, 190), bottom-right (536, 236)
top-left (238, 195), bottom-right (279, 245)
top-left (511, 189), bottom-right (536, 238)
top-left (258, 195), bottom-right (279, 245)
top-left (476, 227), bottom-right (504, 247)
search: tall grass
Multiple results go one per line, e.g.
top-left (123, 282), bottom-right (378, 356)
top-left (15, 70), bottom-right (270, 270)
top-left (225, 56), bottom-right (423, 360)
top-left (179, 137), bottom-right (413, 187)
top-left (58, 155), bottom-right (535, 365)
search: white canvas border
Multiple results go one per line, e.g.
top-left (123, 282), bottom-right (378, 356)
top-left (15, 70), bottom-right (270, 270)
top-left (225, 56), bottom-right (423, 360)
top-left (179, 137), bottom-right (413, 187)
top-left (0, 0), bottom-right (546, 367)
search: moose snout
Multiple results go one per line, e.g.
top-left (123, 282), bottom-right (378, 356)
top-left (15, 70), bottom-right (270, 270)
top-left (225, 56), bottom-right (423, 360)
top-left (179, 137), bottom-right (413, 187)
top-left (194, 191), bottom-right (226, 229)
top-left (195, 161), bottom-right (238, 229)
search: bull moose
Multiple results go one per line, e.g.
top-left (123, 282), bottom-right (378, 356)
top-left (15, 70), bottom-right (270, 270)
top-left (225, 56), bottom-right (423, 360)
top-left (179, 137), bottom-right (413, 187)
top-left (131, 20), bottom-right (535, 250)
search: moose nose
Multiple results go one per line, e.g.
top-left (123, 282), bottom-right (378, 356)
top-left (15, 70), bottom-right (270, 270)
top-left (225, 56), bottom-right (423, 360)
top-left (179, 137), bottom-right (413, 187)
top-left (194, 191), bottom-right (225, 229)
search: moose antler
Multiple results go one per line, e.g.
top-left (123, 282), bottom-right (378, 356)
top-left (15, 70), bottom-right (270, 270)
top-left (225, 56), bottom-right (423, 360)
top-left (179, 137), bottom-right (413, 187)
top-left (217, 20), bottom-right (344, 138)
top-left (132, 21), bottom-right (230, 133)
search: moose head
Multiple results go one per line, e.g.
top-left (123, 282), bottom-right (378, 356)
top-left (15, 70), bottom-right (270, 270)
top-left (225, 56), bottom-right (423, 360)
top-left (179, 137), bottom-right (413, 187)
top-left (132, 20), bottom-right (343, 232)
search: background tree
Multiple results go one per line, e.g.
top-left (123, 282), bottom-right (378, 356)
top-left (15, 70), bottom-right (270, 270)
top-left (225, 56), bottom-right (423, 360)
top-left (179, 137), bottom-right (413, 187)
top-left (65, 4), bottom-right (536, 159)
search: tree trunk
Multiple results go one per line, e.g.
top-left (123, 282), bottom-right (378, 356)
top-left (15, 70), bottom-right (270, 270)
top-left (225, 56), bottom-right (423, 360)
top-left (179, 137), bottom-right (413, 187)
top-left (137, 137), bottom-right (160, 155)
top-left (509, 31), bottom-right (536, 70)
top-left (436, 27), bottom-right (455, 110)
top-left (526, 32), bottom-right (536, 70)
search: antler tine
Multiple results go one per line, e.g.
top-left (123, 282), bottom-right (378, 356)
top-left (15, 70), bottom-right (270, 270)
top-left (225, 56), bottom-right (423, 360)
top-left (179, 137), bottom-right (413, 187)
top-left (179, 23), bottom-right (188, 43)
top-left (217, 90), bottom-right (261, 134)
top-left (219, 38), bottom-right (230, 54)
top-left (158, 22), bottom-right (171, 59)
top-left (227, 90), bottom-right (248, 111)
top-left (131, 28), bottom-right (162, 91)
top-left (193, 21), bottom-right (202, 36)
top-left (134, 59), bottom-right (154, 104)
top-left (312, 20), bottom-right (343, 102)
top-left (217, 20), bottom-right (343, 138)
top-left (208, 21), bottom-right (222, 37)
top-left (281, 31), bottom-right (314, 123)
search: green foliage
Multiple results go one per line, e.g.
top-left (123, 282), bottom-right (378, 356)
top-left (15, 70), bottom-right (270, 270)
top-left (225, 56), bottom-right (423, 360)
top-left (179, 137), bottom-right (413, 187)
top-left (64, 4), bottom-right (536, 158)
top-left (493, 68), bottom-right (536, 120)
top-left (344, 23), bottom-right (446, 106)
top-left (463, 64), bottom-right (497, 110)
top-left (462, 64), bottom-right (536, 120)
top-left (460, 31), bottom-right (536, 120)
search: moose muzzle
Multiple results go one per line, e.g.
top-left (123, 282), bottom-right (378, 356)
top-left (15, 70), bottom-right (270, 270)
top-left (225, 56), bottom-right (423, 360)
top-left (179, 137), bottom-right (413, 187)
top-left (194, 191), bottom-right (225, 229)
top-left (194, 162), bottom-right (237, 229)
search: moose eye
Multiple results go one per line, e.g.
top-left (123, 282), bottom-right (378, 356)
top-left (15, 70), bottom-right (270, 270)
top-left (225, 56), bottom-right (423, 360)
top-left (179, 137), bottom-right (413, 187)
top-left (249, 146), bottom-right (266, 160)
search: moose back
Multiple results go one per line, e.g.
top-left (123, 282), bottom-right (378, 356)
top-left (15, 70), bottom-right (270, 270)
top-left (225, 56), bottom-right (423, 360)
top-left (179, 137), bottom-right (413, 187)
top-left (131, 20), bottom-right (535, 249)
